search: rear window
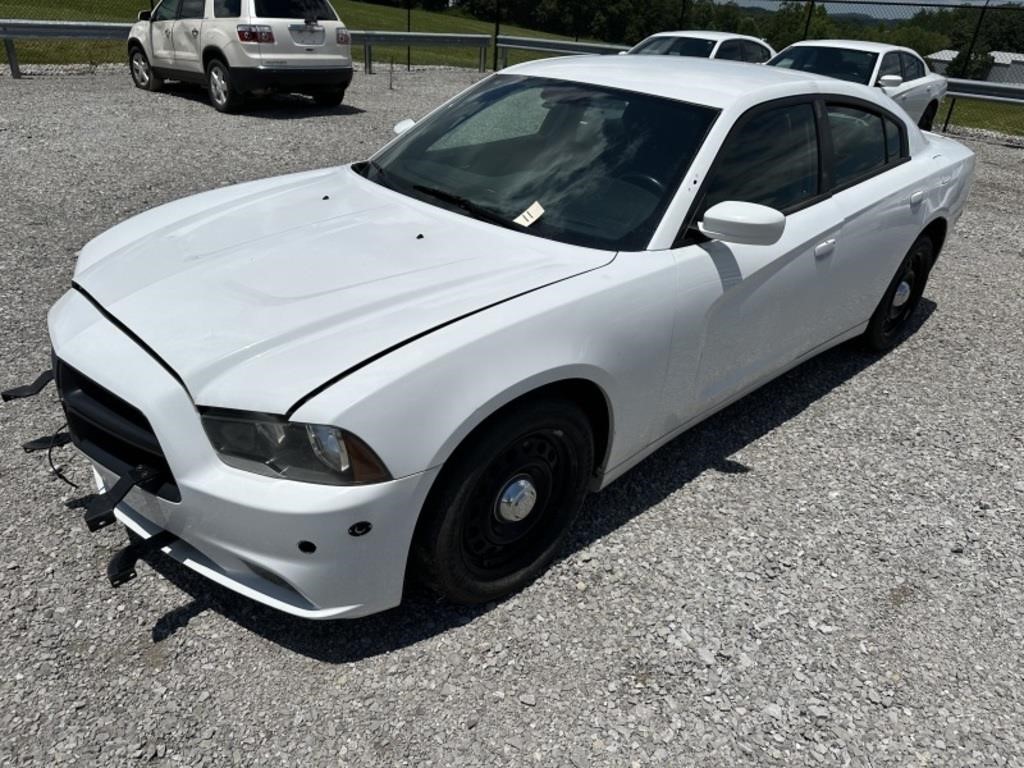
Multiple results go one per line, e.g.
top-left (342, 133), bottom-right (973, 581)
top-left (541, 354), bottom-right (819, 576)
top-left (768, 46), bottom-right (878, 86)
top-left (632, 37), bottom-right (716, 58)
top-left (253, 0), bottom-right (337, 20)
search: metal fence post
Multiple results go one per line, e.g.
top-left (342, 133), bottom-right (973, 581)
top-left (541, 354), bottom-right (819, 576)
top-left (803, 0), bottom-right (816, 39)
top-left (941, 96), bottom-right (957, 132)
top-left (958, 0), bottom-right (989, 78)
top-left (364, 44), bottom-right (373, 75)
top-left (478, 44), bottom-right (486, 72)
top-left (492, 0), bottom-right (501, 71)
top-left (3, 39), bottom-right (20, 78)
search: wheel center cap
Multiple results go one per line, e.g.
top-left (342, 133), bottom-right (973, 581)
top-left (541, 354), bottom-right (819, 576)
top-left (892, 280), bottom-right (912, 308)
top-left (496, 477), bottom-right (538, 523)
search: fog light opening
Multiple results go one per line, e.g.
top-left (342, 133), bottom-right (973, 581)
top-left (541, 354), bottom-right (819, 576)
top-left (297, 540), bottom-right (317, 554)
top-left (348, 521), bottom-right (372, 537)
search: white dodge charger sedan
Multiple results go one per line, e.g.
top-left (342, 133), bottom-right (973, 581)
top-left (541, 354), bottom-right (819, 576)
top-left (23, 57), bottom-right (974, 619)
top-left (768, 40), bottom-right (948, 130)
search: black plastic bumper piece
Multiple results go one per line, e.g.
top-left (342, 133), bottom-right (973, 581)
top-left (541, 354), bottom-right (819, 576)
top-left (107, 530), bottom-right (177, 587)
top-left (66, 465), bottom-right (165, 532)
top-left (22, 432), bottom-right (72, 453)
top-left (230, 65), bottom-right (353, 93)
top-left (2, 370), bottom-right (53, 402)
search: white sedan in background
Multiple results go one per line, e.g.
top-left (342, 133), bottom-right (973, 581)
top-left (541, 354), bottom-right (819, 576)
top-left (626, 30), bottom-right (775, 63)
top-left (17, 57), bottom-right (973, 620)
top-left (768, 40), bottom-right (948, 129)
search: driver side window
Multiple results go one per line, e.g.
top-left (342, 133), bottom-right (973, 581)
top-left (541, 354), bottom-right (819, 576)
top-left (701, 102), bottom-right (819, 216)
top-left (152, 0), bottom-right (181, 21)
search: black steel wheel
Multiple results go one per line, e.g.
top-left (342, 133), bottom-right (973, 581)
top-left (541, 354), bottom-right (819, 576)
top-left (414, 398), bottom-right (594, 604)
top-left (863, 233), bottom-right (934, 351)
top-left (918, 101), bottom-right (938, 132)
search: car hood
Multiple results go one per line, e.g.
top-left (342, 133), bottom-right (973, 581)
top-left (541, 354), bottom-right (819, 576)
top-left (73, 167), bottom-right (614, 414)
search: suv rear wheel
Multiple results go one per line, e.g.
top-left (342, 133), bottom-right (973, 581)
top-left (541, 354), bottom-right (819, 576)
top-left (206, 59), bottom-right (241, 113)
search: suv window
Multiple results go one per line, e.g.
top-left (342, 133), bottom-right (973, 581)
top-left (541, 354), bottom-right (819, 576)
top-left (716, 40), bottom-right (744, 61)
top-left (151, 0), bottom-right (180, 22)
top-left (742, 41), bottom-right (771, 63)
top-left (214, 0), bottom-right (240, 16)
top-left (828, 104), bottom-right (891, 186)
top-left (179, 0), bottom-right (205, 19)
top-left (878, 52), bottom-right (901, 82)
top-left (900, 52), bottom-right (926, 80)
top-left (254, 0), bottom-right (337, 19)
top-left (702, 102), bottom-right (819, 214)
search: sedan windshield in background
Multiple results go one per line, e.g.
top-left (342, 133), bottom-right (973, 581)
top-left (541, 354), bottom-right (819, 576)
top-left (632, 37), bottom-right (717, 58)
top-left (768, 46), bottom-right (878, 85)
top-left (361, 75), bottom-right (717, 251)
top-left (254, 0), bottom-right (336, 19)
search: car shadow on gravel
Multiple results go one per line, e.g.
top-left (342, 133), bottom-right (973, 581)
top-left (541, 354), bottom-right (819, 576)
top-left (160, 82), bottom-right (366, 118)
top-left (142, 300), bottom-right (936, 662)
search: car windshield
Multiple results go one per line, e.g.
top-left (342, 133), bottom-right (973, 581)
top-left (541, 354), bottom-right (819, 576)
top-left (254, 0), bottom-right (336, 20)
top-left (767, 46), bottom-right (878, 85)
top-left (358, 75), bottom-right (717, 251)
top-left (631, 36), bottom-right (717, 58)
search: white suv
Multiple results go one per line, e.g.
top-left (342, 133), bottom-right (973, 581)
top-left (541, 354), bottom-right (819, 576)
top-left (128, 0), bottom-right (353, 112)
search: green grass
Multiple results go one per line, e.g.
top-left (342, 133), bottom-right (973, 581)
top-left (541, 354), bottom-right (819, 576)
top-left (0, 0), bottom-right (577, 67)
top-left (937, 97), bottom-right (1024, 137)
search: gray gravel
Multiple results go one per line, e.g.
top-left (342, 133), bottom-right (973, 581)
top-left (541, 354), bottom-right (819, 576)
top-left (2, 67), bottom-right (1023, 768)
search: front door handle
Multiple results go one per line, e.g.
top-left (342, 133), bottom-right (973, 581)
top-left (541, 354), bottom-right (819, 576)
top-left (910, 190), bottom-right (924, 205)
top-left (191, 27), bottom-right (199, 38)
top-left (814, 238), bottom-right (837, 258)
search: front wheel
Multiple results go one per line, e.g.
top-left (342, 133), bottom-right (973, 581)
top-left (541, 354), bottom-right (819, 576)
top-left (862, 234), bottom-right (934, 351)
top-left (413, 399), bottom-right (595, 605)
top-left (206, 59), bottom-right (241, 113)
top-left (128, 47), bottom-right (162, 92)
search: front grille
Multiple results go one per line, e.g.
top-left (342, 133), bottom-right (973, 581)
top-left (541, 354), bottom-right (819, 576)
top-left (54, 357), bottom-right (180, 502)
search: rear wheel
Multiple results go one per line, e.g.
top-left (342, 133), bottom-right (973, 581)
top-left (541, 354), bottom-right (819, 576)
top-left (128, 46), bottom-right (162, 92)
top-left (862, 234), bottom-right (934, 351)
top-left (414, 399), bottom-right (594, 604)
top-left (918, 101), bottom-right (938, 131)
top-left (312, 89), bottom-right (345, 107)
top-left (206, 59), bottom-right (241, 113)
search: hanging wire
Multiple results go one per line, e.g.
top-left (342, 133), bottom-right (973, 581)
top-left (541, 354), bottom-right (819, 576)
top-left (47, 423), bottom-right (79, 489)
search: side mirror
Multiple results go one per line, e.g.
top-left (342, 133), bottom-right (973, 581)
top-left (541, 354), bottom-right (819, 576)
top-left (878, 74), bottom-right (902, 88)
top-left (393, 118), bottom-right (416, 136)
top-left (138, 9), bottom-right (151, 21)
top-left (698, 201), bottom-right (785, 246)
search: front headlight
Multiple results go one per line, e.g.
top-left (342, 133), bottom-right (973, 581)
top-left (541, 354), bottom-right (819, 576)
top-left (201, 409), bottom-right (391, 485)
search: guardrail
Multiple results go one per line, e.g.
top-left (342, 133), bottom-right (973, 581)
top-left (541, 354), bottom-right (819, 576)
top-left (494, 34), bottom-right (628, 70)
top-left (0, 20), bottom-right (490, 77)
top-left (355, 30), bottom-right (490, 74)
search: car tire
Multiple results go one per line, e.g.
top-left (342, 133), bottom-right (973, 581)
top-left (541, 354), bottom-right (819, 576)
top-left (918, 101), bottom-right (938, 131)
top-left (128, 46), bottom-right (162, 92)
top-left (206, 59), bottom-right (241, 113)
top-left (312, 89), bottom-right (345, 107)
top-left (862, 233), bottom-right (934, 352)
top-left (413, 398), bottom-right (594, 605)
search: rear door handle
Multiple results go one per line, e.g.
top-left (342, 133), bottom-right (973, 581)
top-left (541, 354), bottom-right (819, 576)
top-left (191, 28), bottom-right (199, 38)
top-left (910, 190), bottom-right (924, 205)
top-left (814, 238), bottom-right (836, 258)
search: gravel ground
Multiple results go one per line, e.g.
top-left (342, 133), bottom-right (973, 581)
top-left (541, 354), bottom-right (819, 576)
top-left (1, 67), bottom-right (1023, 768)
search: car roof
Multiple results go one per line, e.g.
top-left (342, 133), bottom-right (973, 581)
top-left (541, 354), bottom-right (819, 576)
top-left (644, 30), bottom-right (767, 44)
top-left (786, 39), bottom-right (915, 56)
top-left (501, 55), bottom-right (855, 111)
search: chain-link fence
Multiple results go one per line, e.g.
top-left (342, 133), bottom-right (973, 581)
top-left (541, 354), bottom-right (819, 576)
top-left (2, 0), bottom-right (1023, 135)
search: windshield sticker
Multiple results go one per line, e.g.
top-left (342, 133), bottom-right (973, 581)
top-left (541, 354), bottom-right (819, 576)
top-left (514, 201), bottom-right (545, 227)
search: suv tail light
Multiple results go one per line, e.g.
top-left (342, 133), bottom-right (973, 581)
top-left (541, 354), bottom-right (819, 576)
top-left (337, 28), bottom-right (351, 45)
top-left (237, 25), bottom-right (274, 43)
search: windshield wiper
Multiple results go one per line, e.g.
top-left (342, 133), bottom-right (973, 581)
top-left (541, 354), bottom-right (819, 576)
top-left (411, 184), bottom-right (522, 232)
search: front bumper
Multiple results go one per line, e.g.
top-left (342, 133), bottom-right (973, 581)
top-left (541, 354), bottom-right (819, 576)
top-left (230, 65), bottom-right (353, 93)
top-left (48, 289), bottom-right (438, 619)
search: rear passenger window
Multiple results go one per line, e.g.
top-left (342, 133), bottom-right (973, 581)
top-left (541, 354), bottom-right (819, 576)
top-left (179, 0), bottom-right (204, 18)
top-left (743, 41), bottom-right (771, 63)
top-left (214, 0), bottom-right (240, 17)
top-left (828, 104), bottom-right (902, 187)
top-left (900, 53), bottom-right (926, 80)
top-left (702, 102), bottom-right (819, 214)
top-left (717, 40), bottom-right (744, 61)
